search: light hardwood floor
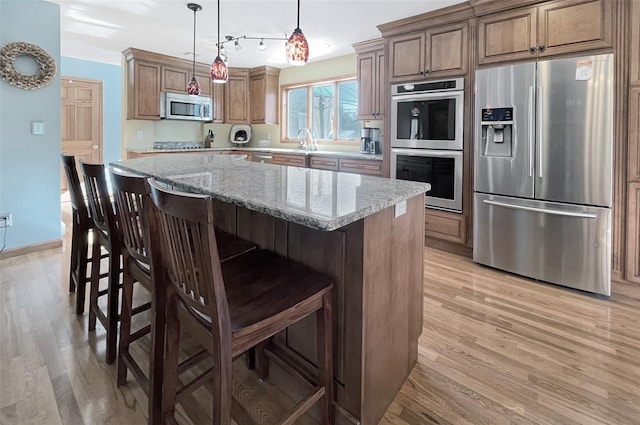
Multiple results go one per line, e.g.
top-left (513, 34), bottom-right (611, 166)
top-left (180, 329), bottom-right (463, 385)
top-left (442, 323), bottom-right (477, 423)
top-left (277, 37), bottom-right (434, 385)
top-left (1, 203), bottom-right (639, 425)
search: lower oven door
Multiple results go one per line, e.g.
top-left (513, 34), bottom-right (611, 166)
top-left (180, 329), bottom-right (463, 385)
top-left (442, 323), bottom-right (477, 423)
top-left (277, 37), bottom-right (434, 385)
top-left (391, 148), bottom-right (463, 212)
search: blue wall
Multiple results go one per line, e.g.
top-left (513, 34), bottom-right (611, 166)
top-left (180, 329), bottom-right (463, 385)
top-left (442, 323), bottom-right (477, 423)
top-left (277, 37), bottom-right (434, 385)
top-left (61, 57), bottom-right (122, 165)
top-left (0, 0), bottom-right (61, 250)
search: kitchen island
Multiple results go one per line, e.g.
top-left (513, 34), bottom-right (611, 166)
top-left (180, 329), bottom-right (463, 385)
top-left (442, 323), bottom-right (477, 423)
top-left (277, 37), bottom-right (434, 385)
top-left (112, 153), bottom-right (429, 425)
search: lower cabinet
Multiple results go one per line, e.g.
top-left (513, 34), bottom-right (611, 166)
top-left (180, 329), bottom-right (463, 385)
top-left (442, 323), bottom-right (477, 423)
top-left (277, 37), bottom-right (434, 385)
top-left (626, 183), bottom-right (640, 283)
top-left (425, 209), bottom-right (466, 244)
top-left (337, 158), bottom-right (383, 176)
top-left (271, 153), bottom-right (308, 167)
top-left (309, 156), bottom-right (340, 171)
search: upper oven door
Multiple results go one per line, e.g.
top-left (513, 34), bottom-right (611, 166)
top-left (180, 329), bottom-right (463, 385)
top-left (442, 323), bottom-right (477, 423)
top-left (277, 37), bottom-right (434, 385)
top-left (391, 90), bottom-right (464, 150)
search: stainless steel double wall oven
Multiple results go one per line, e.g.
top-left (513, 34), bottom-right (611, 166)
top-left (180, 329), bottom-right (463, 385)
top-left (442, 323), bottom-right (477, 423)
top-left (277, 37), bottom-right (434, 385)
top-left (390, 78), bottom-right (464, 212)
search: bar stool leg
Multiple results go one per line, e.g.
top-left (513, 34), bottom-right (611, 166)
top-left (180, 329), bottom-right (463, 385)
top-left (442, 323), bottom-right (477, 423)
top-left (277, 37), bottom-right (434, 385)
top-left (317, 292), bottom-right (334, 425)
top-left (105, 253), bottom-right (121, 364)
top-left (88, 240), bottom-right (101, 331)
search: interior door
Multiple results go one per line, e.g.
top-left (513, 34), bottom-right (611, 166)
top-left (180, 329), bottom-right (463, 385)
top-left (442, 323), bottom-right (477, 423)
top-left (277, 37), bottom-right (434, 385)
top-left (474, 62), bottom-right (536, 198)
top-left (535, 54), bottom-right (613, 207)
top-left (61, 77), bottom-right (103, 190)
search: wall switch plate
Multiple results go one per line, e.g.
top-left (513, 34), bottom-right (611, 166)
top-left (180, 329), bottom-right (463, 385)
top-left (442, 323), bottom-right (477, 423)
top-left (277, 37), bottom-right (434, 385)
top-left (32, 121), bottom-right (45, 135)
top-left (137, 131), bottom-right (144, 139)
top-left (394, 200), bottom-right (407, 218)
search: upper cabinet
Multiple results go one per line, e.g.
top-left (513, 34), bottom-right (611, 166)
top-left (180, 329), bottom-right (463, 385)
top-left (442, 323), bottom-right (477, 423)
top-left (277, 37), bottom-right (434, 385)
top-left (225, 69), bottom-right (250, 124)
top-left (354, 39), bottom-right (385, 119)
top-left (124, 50), bottom-right (161, 120)
top-left (250, 66), bottom-right (280, 124)
top-left (478, 0), bottom-right (614, 65)
top-left (388, 21), bottom-right (469, 82)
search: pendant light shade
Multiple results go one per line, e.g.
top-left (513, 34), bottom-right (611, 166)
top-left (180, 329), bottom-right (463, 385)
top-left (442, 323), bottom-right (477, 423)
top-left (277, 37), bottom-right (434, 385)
top-left (186, 3), bottom-right (202, 95)
top-left (286, 0), bottom-right (309, 65)
top-left (210, 0), bottom-right (228, 83)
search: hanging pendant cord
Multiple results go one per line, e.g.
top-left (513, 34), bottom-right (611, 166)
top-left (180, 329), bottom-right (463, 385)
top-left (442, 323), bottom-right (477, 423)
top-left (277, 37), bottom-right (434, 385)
top-left (217, 0), bottom-right (221, 57)
top-left (192, 8), bottom-right (197, 77)
top-left (296, 0), bottom-right (301, 31)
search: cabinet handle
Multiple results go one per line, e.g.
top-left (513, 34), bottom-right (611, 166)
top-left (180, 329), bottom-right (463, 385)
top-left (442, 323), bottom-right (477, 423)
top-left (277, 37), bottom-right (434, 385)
top-left (538, 44), bottom-right (546, 52)
top-left (425, 69), bottom-right (430, 74)
top-left (530, 46), bottom-right (536, 54)
top-left (419, 70), bottom-right (424, 75)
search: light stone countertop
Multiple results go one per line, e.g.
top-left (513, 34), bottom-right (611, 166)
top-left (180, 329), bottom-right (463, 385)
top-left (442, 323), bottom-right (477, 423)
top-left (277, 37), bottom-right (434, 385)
top-left (111, 153), bottom-right (428, 231)
top-left (126, 146), bottom-right (383, 161)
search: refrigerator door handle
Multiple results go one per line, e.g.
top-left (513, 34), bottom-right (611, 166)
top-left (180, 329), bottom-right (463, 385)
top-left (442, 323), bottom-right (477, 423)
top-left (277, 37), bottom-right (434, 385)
top-left (537, 85), bottom-right (543, 178)
top-left (483, 199), bottom-right (597, 219)
top-left (528, 86), bottom-right (535, 177)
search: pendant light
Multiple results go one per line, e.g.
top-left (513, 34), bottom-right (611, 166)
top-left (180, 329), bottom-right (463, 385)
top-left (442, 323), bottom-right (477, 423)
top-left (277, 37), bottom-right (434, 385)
top-left (210, 0), bottom-right (228, 83)
top-left (186, 3), bottom-right (202, 95)
top-left (286, 0), bottom-right (309, 65)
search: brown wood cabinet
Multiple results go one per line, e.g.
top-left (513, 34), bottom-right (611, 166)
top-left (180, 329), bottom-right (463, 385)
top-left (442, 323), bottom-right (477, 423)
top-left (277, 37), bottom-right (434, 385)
top-left (478, 0), bottom-right (614, 65)
top-left (250, 66), bottom-right (280, 124)
top-left (338, 158), bottom-right (383, 177)
top-left (225, 69), bottom-right (250, 124)
top-left (124, 53), bottom-right (161, 120)
top-left (354, 39), bottom-right (385, 119)
top-left (271, 153), bottom-right (307, 167)
top-left (388, 21), bottom-right (469, 82)
top-left (308, 155), bottom-right (340, 171)
top-left (211, 82), bottom-right (224, 123)
top-left (425, 209), bottom-right (466, 244)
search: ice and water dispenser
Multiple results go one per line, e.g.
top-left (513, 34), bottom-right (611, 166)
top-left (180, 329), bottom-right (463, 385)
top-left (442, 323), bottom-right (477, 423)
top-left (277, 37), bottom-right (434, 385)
top-left (480, 107), bottom-right (513, 157)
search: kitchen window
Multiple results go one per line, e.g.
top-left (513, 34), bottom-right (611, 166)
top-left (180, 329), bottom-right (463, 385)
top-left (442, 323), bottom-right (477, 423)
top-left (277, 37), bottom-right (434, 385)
top-left (282, 77), bottom-right (359, 144)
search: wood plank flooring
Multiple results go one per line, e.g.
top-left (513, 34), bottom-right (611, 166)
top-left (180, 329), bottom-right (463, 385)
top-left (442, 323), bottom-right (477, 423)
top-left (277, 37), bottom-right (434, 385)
top-left (1, 202), bottom-right (639, 424)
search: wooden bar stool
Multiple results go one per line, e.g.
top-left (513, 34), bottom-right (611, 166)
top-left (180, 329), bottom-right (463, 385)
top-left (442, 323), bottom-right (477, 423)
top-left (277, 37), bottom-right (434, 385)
top-left (109, 168), bottom-right (257, 424)
top-left (60, 154), bottom-right (108, 314)
top-left (146, 179), bottom-right (335, 425)
top-left (79, 161), bottom-right (123, 364)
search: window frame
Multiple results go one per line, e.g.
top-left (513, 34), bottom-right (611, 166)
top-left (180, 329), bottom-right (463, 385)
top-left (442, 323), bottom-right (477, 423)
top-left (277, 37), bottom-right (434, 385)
top-left (281, 74), bottom-right (358, 145)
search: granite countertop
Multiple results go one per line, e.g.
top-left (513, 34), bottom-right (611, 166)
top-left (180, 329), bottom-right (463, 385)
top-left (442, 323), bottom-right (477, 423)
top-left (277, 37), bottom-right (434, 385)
top-left (127, 146), bottom-right (383, 161)
top-left (111, 153), bottom-right (428, 231)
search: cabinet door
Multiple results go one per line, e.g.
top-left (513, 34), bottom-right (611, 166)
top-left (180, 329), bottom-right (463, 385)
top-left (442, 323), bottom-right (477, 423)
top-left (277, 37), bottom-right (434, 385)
top-left (626, 183), bottom-right (640, 283)
top-left (309, 156), bottom-right (339, 171)
top-left (357, 52), bottom-right (376, 119)
top-left (425, 209), bottom-right (465, 244)
top-left (389, 32), bottom-right (425, 82)
top-left (478, 7), bottom-right (537, 65)
top-left (629, 89), bottom-right (640, 181)
top-left (161, 66), bottom-right (189, 93)
top-left (425, 22), bottom-right (468, 78)
top-left (537, 0), bottom-right (613, 58)
top-left (374, 51), bottom-right (385, 117)
top-left (130, 61), bottom-right (160, 119)
top-left (250, 74), bottom-right (266, 123)
top-left (272, 153), bottom-right (307, 167)
top-left (631, 0), bottom-right (640, 86)
top-left (225, 74), bottom-right (249, 123)
top-left (212, 83), bottom-right (224, 123)
top-left (195, 71), bottom-right (212, 98)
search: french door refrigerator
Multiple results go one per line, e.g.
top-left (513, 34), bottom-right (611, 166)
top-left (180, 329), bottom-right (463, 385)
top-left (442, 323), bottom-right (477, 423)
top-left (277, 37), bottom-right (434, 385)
top-left (473, 54), bottom-right (613, 296)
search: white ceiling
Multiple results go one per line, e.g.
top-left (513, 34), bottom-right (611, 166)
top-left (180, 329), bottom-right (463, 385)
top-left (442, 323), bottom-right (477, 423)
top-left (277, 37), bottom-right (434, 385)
top-left (49, 0), bottom-right (464, 68)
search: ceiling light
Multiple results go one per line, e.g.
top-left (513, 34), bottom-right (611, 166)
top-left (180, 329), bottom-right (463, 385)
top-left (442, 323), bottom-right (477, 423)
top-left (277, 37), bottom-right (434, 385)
top-left (186, 3), bottom-right (202, 95)
top-left (234, 39), bottom-right (242, 51)
top-left (210, 0), bottom-right (228, 83)
top-left (258, 39), bottom-right (266, 51)
top-left (286, 0), bottom-right (309, 65)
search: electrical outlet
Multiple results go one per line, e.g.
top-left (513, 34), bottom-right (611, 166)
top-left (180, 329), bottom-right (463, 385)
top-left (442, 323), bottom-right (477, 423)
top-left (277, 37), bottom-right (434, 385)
top-left (0, 213), bottom-right (12, 228)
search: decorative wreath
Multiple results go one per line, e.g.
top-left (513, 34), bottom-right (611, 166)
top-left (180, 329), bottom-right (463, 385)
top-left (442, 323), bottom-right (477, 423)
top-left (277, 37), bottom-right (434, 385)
top-left (0, 42), bottom-right (57, 90)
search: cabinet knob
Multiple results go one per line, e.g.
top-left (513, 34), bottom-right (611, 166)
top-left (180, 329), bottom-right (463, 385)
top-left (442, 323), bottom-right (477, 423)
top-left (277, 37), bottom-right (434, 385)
top-left (530, 46), bottom-right (536, 54)
top-left (92, 144), bottom-right (98, 149)
top-left (425, 70), bottom-right (430, 74)
top-left (538, 45), bottom-right (546, 52)
top-left (419, 71), bottom-right (424, 75)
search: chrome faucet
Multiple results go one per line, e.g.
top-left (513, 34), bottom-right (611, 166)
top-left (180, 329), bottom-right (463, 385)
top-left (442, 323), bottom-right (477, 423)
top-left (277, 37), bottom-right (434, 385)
top-left (297, 128), bottom-right (317, 151)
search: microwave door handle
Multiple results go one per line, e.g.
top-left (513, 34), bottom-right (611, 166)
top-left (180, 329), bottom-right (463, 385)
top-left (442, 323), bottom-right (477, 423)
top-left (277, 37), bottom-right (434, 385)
top-left (199, 103), bottom-right (204, 119)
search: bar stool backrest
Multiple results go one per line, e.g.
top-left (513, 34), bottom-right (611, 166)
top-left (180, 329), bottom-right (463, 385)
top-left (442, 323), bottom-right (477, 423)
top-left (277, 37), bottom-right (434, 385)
top-left (146, 178), bottom-right (231, 345)
top-left (80, 161), bottom-right (118, 239)
top-left (61, 154), bottom-right (89, 223)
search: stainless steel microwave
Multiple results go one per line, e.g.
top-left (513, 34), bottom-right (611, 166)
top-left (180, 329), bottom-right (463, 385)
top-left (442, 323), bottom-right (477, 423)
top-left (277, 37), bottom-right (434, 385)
top-left (160, 92), bottom-right (213, 121)
top-left (391, 78), bottom-right (464, 150)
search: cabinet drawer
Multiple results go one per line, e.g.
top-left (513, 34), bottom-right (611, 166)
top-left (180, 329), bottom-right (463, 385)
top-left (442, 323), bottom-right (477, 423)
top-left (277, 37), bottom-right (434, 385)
top-left (339, 159), bottom-right (382, 176)
top-left (272, 153), bottom-right (307, 167)
top-left (309, 156), bottom-right (339, 171)
top-left (425, 210), bottom-right (465, 243)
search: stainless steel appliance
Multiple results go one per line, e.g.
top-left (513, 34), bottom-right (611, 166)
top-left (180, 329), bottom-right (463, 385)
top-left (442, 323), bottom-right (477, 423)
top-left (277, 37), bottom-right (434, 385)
top-left (391, 148), bottom-right (462, 212)
top-left (473, 54), bottom-right (614, 296)
top-left (391, 78), bottom-right (464, 150)
top-left (360, 128), bottom-right (372, 153)
top-left (361, 127), bottom-right (382, 154)
top-left (160, 92), bottom-right (213, 121)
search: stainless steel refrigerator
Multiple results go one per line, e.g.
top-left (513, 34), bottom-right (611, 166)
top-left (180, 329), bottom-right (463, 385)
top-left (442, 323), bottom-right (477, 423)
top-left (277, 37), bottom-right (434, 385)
top-left (473, 54), bottom-right (613, 296)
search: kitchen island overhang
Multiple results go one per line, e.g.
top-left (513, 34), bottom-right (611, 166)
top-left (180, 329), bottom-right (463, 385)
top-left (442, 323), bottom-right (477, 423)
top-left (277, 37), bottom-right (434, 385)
top-left (111, 153), bottom-right (430, 425)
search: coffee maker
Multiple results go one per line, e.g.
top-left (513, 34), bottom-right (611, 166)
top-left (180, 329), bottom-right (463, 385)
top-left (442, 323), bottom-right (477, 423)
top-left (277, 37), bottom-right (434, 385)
top-left (361, 127), bottom-right (382, 154)
top-left (360, 128), bottom-right (372, 153)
